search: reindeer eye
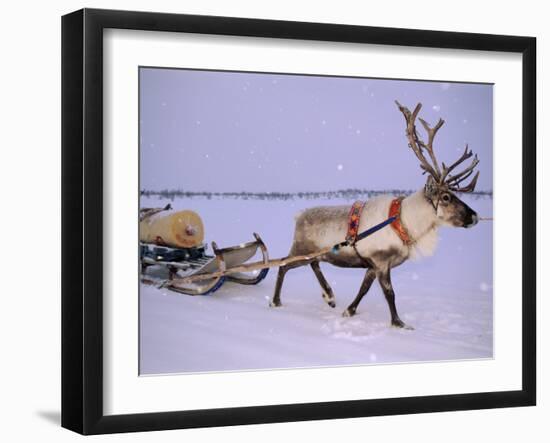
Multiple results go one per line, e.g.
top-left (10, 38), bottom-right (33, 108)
top-left (441, 193), bottom-right (451, 203)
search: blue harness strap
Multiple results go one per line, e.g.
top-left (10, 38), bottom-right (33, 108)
top-left (332, 214), bottom-right (397, 254)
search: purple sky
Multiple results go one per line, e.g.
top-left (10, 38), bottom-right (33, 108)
top-left (139, 68), bottom-right (492, 193)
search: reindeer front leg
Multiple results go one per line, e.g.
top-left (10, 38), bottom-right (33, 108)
top-left (343, 268), bottom-right (376, 317)
top-left (377, 268), bottom-right (414, 329)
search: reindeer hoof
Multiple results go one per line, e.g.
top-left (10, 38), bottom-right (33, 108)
top-left (322, 291), bottom-right (336, 308)
top-left (342, 308), bottom-right (356, 317)
top-left (392, 319), bottom-right (414, 330)
top-left (269, 300), bottom-right (282, 308)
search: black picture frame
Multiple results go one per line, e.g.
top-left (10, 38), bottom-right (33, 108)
top-left (62, 8), bottom-right (536, 435)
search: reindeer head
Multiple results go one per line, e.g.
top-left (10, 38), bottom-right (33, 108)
top-left (395, 101), bottom-right (480, 229)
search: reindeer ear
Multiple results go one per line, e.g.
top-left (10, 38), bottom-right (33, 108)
top-left (424, 175), bottom-right (438, 197)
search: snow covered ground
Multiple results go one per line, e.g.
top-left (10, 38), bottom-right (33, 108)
top-left (139, 194), bottom-right (493, 375)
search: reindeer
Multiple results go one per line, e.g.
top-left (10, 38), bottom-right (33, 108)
top-left (269, 101), bottom-right (480, 329)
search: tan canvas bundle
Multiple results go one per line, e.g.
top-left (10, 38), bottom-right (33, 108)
top-left (140, 209), bottom-right (205, 248)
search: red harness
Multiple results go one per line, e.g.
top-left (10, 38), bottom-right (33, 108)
top-left (346, 198), bottom-right (412, 246)
top-left (389, 197), bottom-right (413, 246)
top-left (346, 201), bottom-right (366, 243)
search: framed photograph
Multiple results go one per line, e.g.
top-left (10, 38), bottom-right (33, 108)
top-left (62, 8), bottom-right (536, 435)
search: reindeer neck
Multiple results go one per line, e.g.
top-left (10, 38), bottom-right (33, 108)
top-left (400, 190), bottom-right (438, 244)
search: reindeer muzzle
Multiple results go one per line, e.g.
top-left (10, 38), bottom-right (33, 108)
top-left (464, 212), bottom-right (479, 228)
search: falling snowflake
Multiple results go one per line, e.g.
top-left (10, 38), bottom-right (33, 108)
top-left (356, 129), bottom-right (361, 135)
top-left (432, 104), bottom-right (441, 112)
top-left (480, 282), bottom-right (491, 292)
top-left (196, 120), bottom-right (201, 125)
top-left (322, 120), bottom-right (327, 125)
top-left (337, 164), bottom-right (344, 171)
top-left (411, 272), bottom-right (419, 281)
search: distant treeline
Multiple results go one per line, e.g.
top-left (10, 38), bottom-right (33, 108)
top-left (140, 189), bottom-right (493, 201)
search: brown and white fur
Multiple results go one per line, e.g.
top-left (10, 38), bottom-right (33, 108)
top-left (269, 188), bottom-right (478, 329)
top-left (270, 101), bottom-right (481, 329)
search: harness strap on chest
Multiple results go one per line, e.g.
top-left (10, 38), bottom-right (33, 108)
top-left (389, 197), bottom-right (413, 246)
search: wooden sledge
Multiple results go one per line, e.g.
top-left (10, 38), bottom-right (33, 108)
top-left (141, 233), bottom-right (270, 295)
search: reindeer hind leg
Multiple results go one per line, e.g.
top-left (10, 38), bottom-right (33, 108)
top-left (270, 265), bottom-right (288, 307)
top-left (270, 259), bottom-right (311, 307)
top-left (310, 261), bottom-right (336, 308)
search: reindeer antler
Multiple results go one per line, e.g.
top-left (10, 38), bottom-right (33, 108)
top-left (395, 101), bottom-right (480, 193)
top-left (394, 101), bottom-right (440, 179)
top-left (442, 145), bottom-right (480, 192)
